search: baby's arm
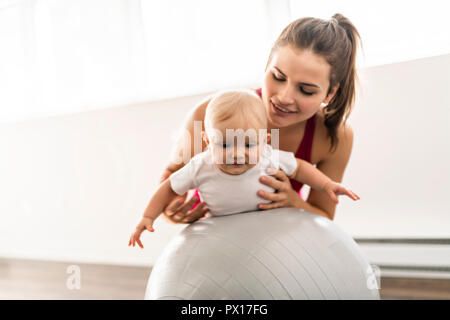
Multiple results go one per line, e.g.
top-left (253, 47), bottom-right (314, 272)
top-left (128, 179), bottom-right (179, 249)
top-left (289, 158), bottom-right (359, 204)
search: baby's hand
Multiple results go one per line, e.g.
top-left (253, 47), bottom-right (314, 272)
top-left (322, 181), bottom-right (360, 204)
top-left (128, 217), bottom-right (155, 249)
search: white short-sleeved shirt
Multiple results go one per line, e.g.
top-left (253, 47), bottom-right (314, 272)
top-left (169, 144), bottom-right (298, 216)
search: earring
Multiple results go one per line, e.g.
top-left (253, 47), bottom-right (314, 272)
top-left (320, 102), bottom-right (328, 108)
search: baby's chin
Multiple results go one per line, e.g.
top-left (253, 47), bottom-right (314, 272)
top-left (217, 163), bottom-right (256, 175)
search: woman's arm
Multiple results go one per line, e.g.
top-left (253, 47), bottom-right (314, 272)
top-left (258, 124), bottom-right (355, 220)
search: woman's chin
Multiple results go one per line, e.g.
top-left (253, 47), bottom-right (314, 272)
top-left (268, 113), bottom-right (293, 128)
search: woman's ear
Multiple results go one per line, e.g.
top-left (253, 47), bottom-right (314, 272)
top-left (324, 83), bottom-right (340, 104)
top-left (202, 131), bottom-right (209, 146)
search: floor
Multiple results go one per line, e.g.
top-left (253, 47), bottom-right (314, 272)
top-left (0, 258), bottom-right (449, 300)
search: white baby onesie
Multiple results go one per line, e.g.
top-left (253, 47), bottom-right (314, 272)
top-left (169, 144), bottom-right (298, 216)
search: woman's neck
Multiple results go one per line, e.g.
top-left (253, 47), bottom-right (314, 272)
top-left (268, 119), bottom-right (307, 135)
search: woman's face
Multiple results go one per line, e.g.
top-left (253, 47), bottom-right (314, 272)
top-left (263, 45), bottom-right (337, 129)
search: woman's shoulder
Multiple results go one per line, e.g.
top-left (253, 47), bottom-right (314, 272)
top-left (188, 95), bottom-right (212, 121)
top-left (313, 109), bottom-right (354, 162)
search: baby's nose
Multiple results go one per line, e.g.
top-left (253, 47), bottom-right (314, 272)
top-left (233, 146), bottom-right (246, 163)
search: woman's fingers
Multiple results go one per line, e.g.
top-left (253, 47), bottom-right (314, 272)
top-left (169, 196), bottom-right (201, 222)
top-left (257, 189), bottom-right (285, 202)
top-left (178, 196), bottom-right (200, 215)
top-left (162, 193), bottom-right (206, 224)
top-left (258, 201), bottom-right (283, 210)
top-left (182, 204), bottom-right (209, 223)
top-left (165, 195), bottom-right (186, 217)
top-left (266, 168), bottom-right (289, 182)
top-left (258, 175), bottom-right (285, 191)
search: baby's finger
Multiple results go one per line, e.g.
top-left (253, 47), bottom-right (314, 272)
top-left (340, 187), bottom-right (359, 200)
top-left (128, 235), bottom-right (134, 247)
top-left (136, 238), bottom-right (144, 249)
top-left (327, 190), bottom-right (339, 204)
top-left (146, 225), bottom-right (154, 232)
top-left (349, 190), bottom-right (360, 200)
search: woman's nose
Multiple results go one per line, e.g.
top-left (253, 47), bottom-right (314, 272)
top-left (278, 85), bottom-right (295, 105)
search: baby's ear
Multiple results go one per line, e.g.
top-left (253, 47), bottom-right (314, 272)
top-left (202, 131), bottom-right (210, 145)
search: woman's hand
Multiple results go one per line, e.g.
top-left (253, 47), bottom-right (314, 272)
top-left (257, 168), bottom-right (302, 210)
top-left (322, 181), bottom-right (360, 204)
top-left (159, 169), bottom-right (209, 224)
top-left (161, 193), bottom-right (209, 224)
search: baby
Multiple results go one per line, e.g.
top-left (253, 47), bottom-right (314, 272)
top-left (129, 89), bottom-right (359, 248)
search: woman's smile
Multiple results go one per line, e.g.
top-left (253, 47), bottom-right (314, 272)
top-left (271, 101), bottom-right (299, 116)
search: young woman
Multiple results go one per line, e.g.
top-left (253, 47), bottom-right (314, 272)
top-left (159, 13), bottom-right (361, 222)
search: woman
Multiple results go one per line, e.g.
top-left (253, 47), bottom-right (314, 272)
top-left (160, 13), bottom-right (361, 222)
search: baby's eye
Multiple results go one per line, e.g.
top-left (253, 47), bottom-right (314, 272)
top-left (222, 143), bottom-right (230, 148)
top-left (246, 143), bottom-right (256, 148)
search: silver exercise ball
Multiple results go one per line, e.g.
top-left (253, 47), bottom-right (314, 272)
top-left (145, 208), bottom-right (380, 300)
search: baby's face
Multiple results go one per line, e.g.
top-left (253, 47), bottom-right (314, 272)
top-left (208, 119), bottom-right (267, 176)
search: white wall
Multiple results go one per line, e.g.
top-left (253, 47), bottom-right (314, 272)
top-left (0, 54), bottom-right (449, 267)
top-left (334, 53), bottom-right (450, 238)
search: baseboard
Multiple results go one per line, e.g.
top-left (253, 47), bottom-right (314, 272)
top-left (355, 238), bottom-right (450, 279)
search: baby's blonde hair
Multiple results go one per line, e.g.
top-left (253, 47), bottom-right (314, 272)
top-left (204, 89), bottom-right (267, 137)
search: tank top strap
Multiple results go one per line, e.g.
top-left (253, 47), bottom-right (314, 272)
top-left (289, 114), bottom-right (316, 194)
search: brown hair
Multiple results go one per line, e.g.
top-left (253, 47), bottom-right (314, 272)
top-left (268, 13), bottom-right (361, 152)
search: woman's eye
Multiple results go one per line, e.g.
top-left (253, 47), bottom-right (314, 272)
top-left (272, 73), bottom-right (284, 81)
top-left (299, 87), bottom-right (314, 96)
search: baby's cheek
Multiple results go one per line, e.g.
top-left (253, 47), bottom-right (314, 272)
top-left (247, 149), bottom-right (260, 165)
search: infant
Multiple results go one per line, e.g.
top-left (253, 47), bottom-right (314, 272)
top-left (129, 89), bottom-right (359, 248)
